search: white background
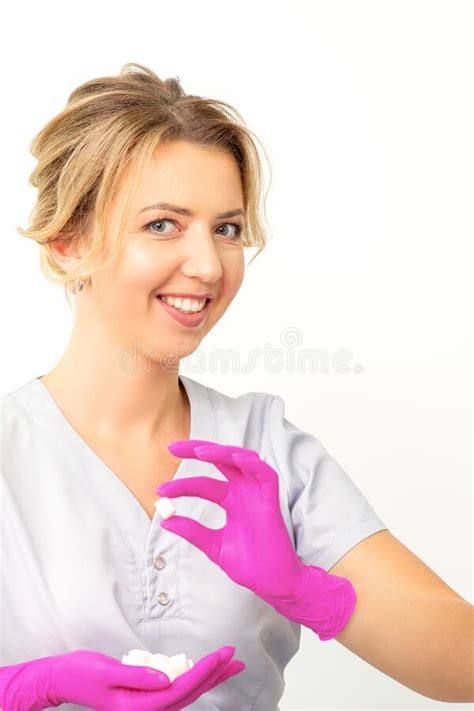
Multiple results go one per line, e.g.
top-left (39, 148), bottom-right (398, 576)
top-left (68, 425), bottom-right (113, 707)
top-left (1, 2), bottom-right (472, 709)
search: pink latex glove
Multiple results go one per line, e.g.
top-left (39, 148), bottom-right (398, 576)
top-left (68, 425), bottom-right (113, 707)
top-left (0, 645), bottom-right (244, 711)
top-left (158, 440), bottom-right (357, 642)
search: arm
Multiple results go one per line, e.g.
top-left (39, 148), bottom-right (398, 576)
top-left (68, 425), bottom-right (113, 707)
top-left (157, 442), bottom-right (473, 703)
top-left (330, 530), bottom-right (474, 703)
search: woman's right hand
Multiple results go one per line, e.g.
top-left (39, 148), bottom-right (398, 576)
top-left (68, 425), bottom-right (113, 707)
top-left (0, 645), bottom-right (245, 711)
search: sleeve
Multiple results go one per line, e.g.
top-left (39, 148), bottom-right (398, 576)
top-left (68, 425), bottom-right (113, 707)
top-left (266, 394), bottom-right (389, 572)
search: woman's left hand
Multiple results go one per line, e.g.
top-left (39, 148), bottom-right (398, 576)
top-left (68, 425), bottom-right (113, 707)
top-left (156, 440), bottom-right (305, 603)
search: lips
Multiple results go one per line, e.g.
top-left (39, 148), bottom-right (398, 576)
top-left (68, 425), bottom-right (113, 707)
top-left (157, 295), bottom-right (209, 305)
top-left (157, 292), bottom-right (214, 301)
top-left (156, 294), bottom-right (211, 327)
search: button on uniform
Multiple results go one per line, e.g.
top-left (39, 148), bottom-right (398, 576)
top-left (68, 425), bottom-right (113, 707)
top-left (158, 592), bottom-right (170, 605)
top-left (154, 555), bottom-right (166, 570)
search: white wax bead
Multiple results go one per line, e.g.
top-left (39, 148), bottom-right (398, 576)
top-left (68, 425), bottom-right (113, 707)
top-left (154, 497), bottom-right (176, 519)
top-left (127, 649), bottom-right (149, 663)
top-left (166, 663), bottom-right (180, 683)
top-left (149, 659), bottom-right (171, 676)
top-left (122, 648), bottom-right (193, 682)
top-left (150, 653), bottom-right (169, 665)
top-left (141, 653), bottom-right (157, 668)
top-left (169, 653), bottom-right (188, 674)
top-left (151, 660), bottom-right (177, 682)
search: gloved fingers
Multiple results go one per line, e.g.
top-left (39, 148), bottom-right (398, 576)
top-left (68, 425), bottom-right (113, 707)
top-left (101, 655), bottom-right (170, 690)
top-left (167, 439), bottom-right (219, 456)
top-left (162, 657), bottom-right (245, 711)
top-left (157, 476), bottom-right (229, 505)
top-left (168, 440), bottom-right (259, 460)
top-left (231, 451), bottom-right (279, 487)
top-left (193, 443), bottom-right (262, 484)
top-left (134, 646), bottom-right (234, 709)
top-left (167, 441), bottom-right (242, 484)
top-left (206, 659), bottom-right (246, 694)
top-left (160, 515), bottom-right (223, 564)
top-left (169, 440), bottom-right (262, 482)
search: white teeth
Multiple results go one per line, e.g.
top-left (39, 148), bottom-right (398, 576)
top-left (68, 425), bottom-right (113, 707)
top-left (159, 295), bottom-right (207, 313)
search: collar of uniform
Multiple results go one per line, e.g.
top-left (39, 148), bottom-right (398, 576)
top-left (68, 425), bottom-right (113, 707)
top-left (24, 374), bottom-right (217, 557)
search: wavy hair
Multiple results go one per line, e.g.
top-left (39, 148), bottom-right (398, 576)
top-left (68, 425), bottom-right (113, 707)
top-left (17, 63), bottom-right (272, 309)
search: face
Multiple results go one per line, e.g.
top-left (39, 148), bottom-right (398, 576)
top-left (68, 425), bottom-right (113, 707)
top-left (62, 140), bottom-right (246, 368)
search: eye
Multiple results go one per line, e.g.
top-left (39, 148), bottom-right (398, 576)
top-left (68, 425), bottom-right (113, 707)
top-left (216, 223), bottom-right (244, 239)
top-left (144, 218), bottom-right (244, 240)
top-left (145, 219), bottom-right (175, 236)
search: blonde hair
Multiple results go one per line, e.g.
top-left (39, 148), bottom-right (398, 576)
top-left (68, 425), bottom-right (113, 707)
top-left (17, 63), bottom-right (272, 310)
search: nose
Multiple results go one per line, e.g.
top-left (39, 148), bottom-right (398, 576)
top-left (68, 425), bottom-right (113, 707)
top-left (180, 231), bottom-right (223, 283)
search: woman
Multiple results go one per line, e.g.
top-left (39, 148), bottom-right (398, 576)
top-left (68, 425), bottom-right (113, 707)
top-left (1, 64), bottom-right (471, 710)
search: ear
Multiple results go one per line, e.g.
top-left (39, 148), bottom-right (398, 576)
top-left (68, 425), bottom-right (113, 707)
top-left (46, 233), bottom-right (84, 276)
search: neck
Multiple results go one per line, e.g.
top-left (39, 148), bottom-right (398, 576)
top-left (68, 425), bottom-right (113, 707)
top-left (40, 329), bottom-right (188, 447)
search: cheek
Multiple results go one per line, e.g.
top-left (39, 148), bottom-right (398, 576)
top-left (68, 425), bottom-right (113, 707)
top-left (114, 244), bottom-right (166, 290)
top-left (223, 251), bottom-right (245, 296)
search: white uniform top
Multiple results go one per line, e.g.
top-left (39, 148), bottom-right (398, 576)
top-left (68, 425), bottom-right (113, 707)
top-left (0, 375), bottom-right (388, 710)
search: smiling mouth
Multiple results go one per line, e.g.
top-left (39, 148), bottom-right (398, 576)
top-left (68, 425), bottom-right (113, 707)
top-left (157, 295), bottom-right (210, 314)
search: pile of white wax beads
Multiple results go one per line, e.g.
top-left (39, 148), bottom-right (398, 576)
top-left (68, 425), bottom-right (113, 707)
top-left (155, 497), bottom-right (176, 519)
top-left (122, 649), bottom-right (194, 683)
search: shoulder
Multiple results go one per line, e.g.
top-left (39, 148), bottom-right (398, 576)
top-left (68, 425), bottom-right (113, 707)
top-left (1, 382), bottom-right (28, 418)
top-left (1, 380), bottom-right (43, 481)
top-left (183, 375), bottom-right (326, 464)
top-left (183, 374), bottom-right (278, 422)
top-left (1, 378), bottom-right (41, 436)
top-left (182, 375), bottom-right (321, 446)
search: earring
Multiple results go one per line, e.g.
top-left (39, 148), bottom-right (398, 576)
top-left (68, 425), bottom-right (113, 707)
top-left (75, 279), bottom-right (84, 293)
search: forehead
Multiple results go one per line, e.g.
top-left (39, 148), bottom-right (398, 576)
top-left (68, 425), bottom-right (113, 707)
top-left (130, 140), bottom-right (244, 209)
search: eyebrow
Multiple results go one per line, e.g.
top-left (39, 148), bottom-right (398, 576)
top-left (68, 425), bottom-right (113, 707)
top-left (138, 202), bottom-right (245, 219)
